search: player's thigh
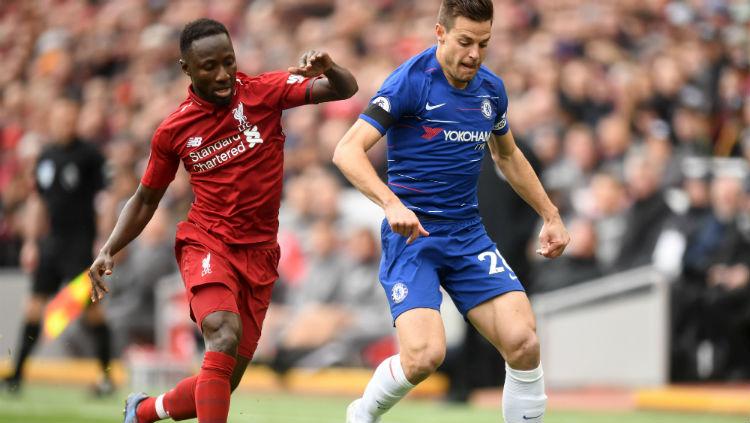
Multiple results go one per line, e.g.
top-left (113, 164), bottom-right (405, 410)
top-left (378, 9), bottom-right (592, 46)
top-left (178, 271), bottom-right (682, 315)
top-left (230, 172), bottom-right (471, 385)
top-left (379, 220), bottom-right (443, 322)
top-left (441, 222), bottom-right (525, 315)
top-left (466, 291), bottom-right (537, 359)
top-left (236, 245), bottom-right (279, 359)
top-left (178, 243), bottom-right (241, 327)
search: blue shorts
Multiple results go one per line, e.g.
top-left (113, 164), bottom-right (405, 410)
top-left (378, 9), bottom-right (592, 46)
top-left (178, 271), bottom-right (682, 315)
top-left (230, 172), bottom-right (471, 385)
top-left (379, 217), bottom-right (525, 322)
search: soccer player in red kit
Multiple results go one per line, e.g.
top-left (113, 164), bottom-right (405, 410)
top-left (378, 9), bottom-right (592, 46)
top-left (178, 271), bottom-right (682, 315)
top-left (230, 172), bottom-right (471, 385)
top-left (88, 18), bottom-right (357, 423)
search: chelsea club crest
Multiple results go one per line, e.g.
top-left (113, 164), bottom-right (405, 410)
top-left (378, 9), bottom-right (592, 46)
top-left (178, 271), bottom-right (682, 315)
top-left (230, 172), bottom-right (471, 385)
top-left (481, 99), bottom-right (492, 119)
top-left (391, 282), bottom-right (408, 304)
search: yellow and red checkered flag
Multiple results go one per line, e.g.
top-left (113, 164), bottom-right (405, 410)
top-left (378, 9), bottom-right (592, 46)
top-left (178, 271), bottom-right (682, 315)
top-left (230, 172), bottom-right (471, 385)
top-left (43, 271), bottom-right (92, 340)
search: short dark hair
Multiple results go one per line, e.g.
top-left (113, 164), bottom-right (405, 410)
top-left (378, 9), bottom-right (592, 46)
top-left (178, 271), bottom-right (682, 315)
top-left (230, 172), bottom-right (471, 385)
top-left (438, 0), bottom-right (494, 30)
top-left (179, 18), bottom-right (230, 56)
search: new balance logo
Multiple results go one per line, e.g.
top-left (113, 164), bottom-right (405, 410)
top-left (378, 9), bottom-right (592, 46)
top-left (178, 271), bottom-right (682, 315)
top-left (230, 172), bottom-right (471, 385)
top-left (243, 126), bottom-right (264, 148)
top-left (425, 102), bottom-right (446, 110)
top-left (287, 74), bottom-right (305, 84)
top-left (421, 126), bottom-right (443, 140)
top-left (187, 137), bottom-right (203, 148)
top-left (201, 253), bottom-right (212, 277)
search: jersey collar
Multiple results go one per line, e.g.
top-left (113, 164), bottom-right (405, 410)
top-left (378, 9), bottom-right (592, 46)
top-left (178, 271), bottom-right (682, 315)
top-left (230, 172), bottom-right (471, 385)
top-left (187, 84), bottom-right (238, 114)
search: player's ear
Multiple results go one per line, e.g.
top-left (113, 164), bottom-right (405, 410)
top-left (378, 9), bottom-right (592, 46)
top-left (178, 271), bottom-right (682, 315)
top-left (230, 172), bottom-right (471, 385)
top-left (436, 23), bottom-right (446, 44)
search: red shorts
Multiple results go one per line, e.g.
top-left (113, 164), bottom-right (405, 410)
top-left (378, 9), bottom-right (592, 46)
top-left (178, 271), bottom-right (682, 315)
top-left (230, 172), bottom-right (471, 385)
top-left (175, 221), bottom-right (280, 358)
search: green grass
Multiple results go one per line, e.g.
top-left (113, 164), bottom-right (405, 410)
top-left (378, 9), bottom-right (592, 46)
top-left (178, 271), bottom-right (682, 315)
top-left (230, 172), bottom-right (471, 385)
top-left (0, 384), bottom-right (746, 423)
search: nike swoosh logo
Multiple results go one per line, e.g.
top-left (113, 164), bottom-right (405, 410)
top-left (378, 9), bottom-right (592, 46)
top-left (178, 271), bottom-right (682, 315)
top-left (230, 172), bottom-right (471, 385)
top-left (425, 102), bottom-right (446, 110)
top-left (522, 413), bottom-right (544, 420)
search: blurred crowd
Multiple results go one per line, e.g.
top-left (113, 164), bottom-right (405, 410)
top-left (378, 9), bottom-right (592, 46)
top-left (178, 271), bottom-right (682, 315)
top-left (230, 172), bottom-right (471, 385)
top-left (1, 0), bottom-right (750, 386)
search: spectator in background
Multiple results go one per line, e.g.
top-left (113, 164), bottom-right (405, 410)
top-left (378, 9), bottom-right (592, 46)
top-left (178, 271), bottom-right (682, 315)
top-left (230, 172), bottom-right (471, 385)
top-left (104, 207), bottom-right (176, 355)
top-left (2, 98), bottom-right (114, 395)
top-left (542, 123), bottom-right (598, 204)
top-left (671, 169), bottom-right (750, 381)
top-left (271, 222), bottom-right (391, 374)
top-left (613, 150), bottom-right (674, 270)
top-left (581, 172), bottom-right (628, 269)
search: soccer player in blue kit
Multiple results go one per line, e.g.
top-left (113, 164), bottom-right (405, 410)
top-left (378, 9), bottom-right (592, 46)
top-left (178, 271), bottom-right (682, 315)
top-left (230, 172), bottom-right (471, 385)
top-left (333, 1), bottom-right (569, 422)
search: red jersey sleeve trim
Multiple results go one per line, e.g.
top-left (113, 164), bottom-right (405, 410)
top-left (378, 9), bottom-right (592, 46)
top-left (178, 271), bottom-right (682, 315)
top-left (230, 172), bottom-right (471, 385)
top-left (306, 76), bottom-right (323, 104)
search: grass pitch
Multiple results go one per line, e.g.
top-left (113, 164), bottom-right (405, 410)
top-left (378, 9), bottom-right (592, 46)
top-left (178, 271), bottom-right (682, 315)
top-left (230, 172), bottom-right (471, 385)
top-left (0, 384), bottom-right (746, 423)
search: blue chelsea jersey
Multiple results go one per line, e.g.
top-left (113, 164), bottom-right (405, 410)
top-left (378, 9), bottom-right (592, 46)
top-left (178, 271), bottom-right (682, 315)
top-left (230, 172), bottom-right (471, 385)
top-left (360, 45), bottom-right (510, 221)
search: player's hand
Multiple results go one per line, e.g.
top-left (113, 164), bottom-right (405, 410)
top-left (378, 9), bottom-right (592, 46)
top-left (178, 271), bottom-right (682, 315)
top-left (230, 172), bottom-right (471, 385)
top-left (20, 240), bottom-right (39, 274)
top-left (384, 201), bottom-right (429, 244)
top-left (89, 251), bottom-right (113, 302)
top-left (536, 216), bottom-right (569, 258)
top-left (288, 50), bottom-right (333, 77)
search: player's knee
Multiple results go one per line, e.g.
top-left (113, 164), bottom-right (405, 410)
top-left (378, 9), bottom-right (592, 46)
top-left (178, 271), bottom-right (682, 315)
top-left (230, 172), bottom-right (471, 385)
top-left (504, 329), bottom-right (540, 370)
top-left (401, 344), bottom-right (445, 382)
top-left (201, 312), bottom-right (241, 354)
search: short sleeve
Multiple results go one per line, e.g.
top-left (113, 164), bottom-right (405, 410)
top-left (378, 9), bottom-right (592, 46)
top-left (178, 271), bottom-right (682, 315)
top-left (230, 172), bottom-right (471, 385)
top-left (492, 80), bottom-right (511, 136)
top-left (359, 67), bottom-right (420, 135)
top-left (141, 127), bottom-right (179, 189)
top-left (255, 71), bottom-right (319, 110)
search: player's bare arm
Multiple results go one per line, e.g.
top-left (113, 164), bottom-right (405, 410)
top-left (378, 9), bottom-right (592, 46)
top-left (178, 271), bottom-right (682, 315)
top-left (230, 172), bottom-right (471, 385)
top-left (333, 119), bottom-right (429, 244)
top-left (488, 130), bottom-right (569, 258)
top-left (287, 50), bottom-right (358, 102)
top-left (89, 183), bottom-right (168, 301)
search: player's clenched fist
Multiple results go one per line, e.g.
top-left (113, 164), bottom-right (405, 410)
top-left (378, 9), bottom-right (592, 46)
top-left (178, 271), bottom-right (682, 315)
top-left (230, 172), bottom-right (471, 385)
top-left (536, 217), bottom-right (570, 258)
top-left (288, 50), bottom-right (334, 77)
top-left (384, 201), bottom-right (429, 244)
top-left (89, 251), bottom-right (113, 302)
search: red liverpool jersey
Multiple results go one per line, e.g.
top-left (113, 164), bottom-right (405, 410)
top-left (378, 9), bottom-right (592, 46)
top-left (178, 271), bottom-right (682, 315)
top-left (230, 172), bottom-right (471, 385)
top-left (141, 71), bottom-right (319, 245)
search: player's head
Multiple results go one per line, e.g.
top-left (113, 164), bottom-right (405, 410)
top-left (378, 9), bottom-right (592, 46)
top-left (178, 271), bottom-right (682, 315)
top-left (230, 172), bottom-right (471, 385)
top-left (435, 0), bottom-right (493, 88)
top-left (179, 18), bottom-right (236, 106)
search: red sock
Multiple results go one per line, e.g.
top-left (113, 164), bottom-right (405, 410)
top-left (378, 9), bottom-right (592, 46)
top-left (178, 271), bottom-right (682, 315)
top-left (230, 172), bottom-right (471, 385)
top-left (163, 375), bottom-right (199, 420)
top-left (135, 376), bottom-right (199, 423)
top-left (195, 351), bottom-right (236, 423)
top-left (135, 397), bottom-right (159, 423)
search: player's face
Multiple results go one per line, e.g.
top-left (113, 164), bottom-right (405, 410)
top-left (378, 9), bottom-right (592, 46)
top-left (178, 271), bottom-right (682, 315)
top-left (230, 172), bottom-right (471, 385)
top-left (181, 33), bottom-right (237, 106)
top-left (436, 16), bottom-right (491, 88)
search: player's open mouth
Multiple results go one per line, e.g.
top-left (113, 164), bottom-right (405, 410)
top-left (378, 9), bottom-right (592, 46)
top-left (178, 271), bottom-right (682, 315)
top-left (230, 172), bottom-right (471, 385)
top-left (214, 87), bottom-right (232, 97)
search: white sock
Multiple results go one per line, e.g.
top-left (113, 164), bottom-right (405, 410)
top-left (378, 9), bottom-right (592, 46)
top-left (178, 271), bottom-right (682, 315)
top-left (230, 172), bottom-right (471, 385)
top-left (356, 354), bottom-right (415, 422)
top-left (502, 363), bottom-right (547, 423)
top-left (155, 393), bottom-right (169, 419)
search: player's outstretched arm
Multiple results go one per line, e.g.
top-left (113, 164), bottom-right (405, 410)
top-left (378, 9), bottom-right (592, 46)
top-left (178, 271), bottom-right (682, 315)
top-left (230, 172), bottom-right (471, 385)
top-left (488, 131), bottom-right (569, 258)
top-left (89, 183), bottom-right (167, 301)
top-left (333, 119), bottom-right (428, 244)
top-left (288, 50), bottom-right (358, 102)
